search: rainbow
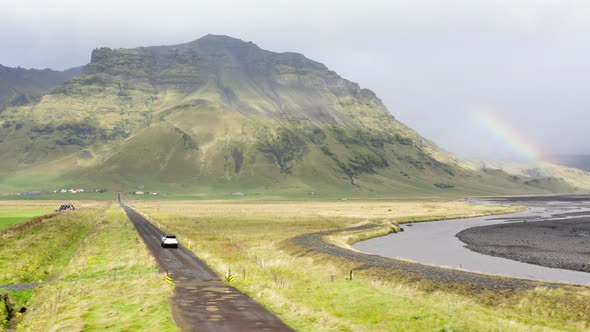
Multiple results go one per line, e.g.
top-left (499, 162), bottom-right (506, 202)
top-left (470, 110), bottom-right (543, 164)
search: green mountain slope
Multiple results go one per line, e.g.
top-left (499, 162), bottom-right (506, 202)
top-left (0, 35), bottom-right (586, 196)
top-left (0, 64), bottom-right (81, 110)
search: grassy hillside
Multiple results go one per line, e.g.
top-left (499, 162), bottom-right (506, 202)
top-left (0, 35), bottom-right (587, 196)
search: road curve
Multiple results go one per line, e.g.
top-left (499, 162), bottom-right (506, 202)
top-left (120, 200), bottom-right (292, 332)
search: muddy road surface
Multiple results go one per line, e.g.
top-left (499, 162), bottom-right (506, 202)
top-left (121, 202), bottom-right (292, 332)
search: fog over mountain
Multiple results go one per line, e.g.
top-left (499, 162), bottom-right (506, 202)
top-left (1, 0), bottom-right (589, 161)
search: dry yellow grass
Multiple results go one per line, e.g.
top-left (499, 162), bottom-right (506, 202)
top-left (122, 199), bottom-right (590, 331)
top-left (135, 199), bottom-right (518, 220)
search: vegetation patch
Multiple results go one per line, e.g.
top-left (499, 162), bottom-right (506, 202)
top-left (434, 183), bottom-right (455, 189)
top-left (231, 147), bottom-right (244, 173)
top-left (15, 205), bottom-right (176, 331)
top-left (330, 127), bottom-right (413, 148)
top-left (257, 127), bottom-right (307, 174)
top-left (174, 127), bottom-right (198, 150)
top-left (0, 289), bottom-right (32, 329)
top-left (321, 146), bottom-right (388, 184)
top-left (348, 152), bottom-right (388, 174)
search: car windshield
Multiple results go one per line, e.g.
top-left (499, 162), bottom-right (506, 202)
top-left (165, 235), bottom-right (176, 238)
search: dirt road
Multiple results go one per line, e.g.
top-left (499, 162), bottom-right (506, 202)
top-left (120, 202), bottom-right (292, 332)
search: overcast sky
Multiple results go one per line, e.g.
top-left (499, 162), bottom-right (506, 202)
top-left (2, 0), bottom-right (589, 161)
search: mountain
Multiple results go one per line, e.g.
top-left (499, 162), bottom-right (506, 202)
top-left (544, 155), bottom-right (590, 172)
top-left (0, 65), bottom-right (82, 110)
top-left (466, 159), bottom-right (590, 193)
top-left (0, 35), bottom-right (587, 196)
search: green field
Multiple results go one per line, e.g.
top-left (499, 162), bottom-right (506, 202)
top-left (1, 198), bottom-right (589, 331)
top-left (0, 201), bottom-right (58, 230)
top-left (0, 192), bottom-right (116, 201)
top-left (0, 209), bottom-right (48, 230)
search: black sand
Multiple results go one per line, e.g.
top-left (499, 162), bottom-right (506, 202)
top-left (457, 217), bottom-right (590, 272)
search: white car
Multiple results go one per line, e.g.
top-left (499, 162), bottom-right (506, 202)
top-left (161, 235), bottom-right (179, 248)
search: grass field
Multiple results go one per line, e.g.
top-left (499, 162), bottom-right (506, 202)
top-left (2, 198), bottom-right (589, 331)
top-left (0, 210), bottom-right (49, 230)
top-left (130, 199), bottom-right (590, 331)
top-left (0, 192), bottom-right (116, 201)
top-left (0, 202), bottom-right (176, 331)
top-left (0, 201), bottom-right (57, 230)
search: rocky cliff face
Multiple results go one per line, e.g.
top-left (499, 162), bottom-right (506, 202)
top-left (0, 64), bottom-right (81, 110)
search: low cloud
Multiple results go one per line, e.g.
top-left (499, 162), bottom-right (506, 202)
top-left (1, 0), bottom-right (589, 159)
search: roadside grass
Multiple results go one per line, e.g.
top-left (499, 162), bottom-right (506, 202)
top-left (18, 277), bottom-right (176, 332)
top-left (17, 205), bottom-right (177, 331)
top-left (0, 201), bottom-right (59, 230)
top-left (0, 202), bottom-right (106, 330)
top-left (127, 199), bottom-right (590, 331)
top-left (0, 202), bottom-right (106, 284)
top-left (59, 207), bottom-right (158, 280)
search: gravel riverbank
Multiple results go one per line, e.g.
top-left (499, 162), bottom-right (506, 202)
top-left (291, 225), bottom-right (554, 291)
top-left (293, 195), bottom-right (590, 289)
top-left (457, 216), bottom-right (590, 272)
